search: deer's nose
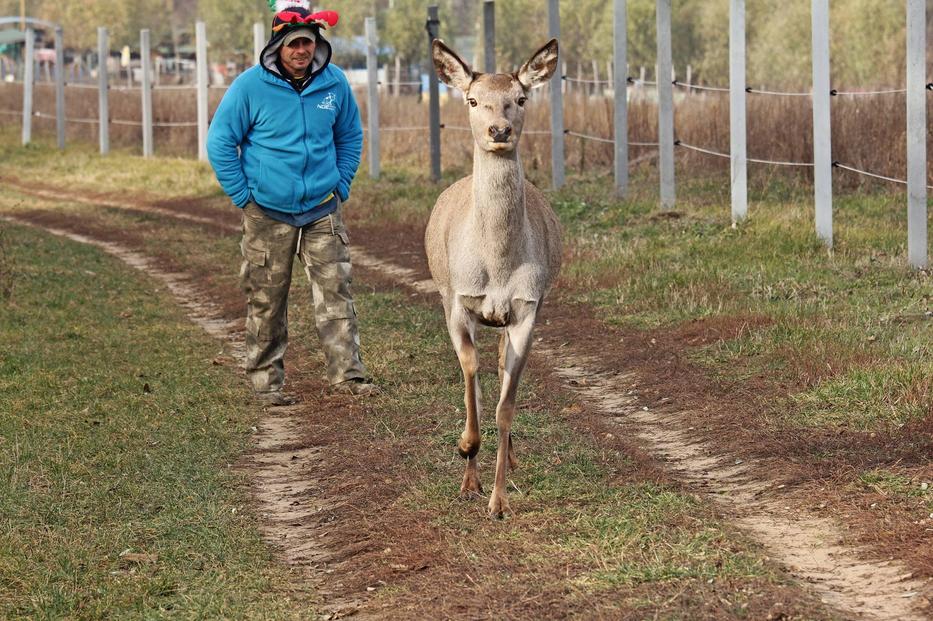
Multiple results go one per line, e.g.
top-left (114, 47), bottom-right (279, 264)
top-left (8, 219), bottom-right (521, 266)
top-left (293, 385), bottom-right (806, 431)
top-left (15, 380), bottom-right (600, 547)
top-left (488, 125), bottom-right (512, 142)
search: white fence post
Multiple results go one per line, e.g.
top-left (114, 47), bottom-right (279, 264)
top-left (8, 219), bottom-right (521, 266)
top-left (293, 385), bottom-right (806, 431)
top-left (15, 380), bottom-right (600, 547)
top-left (196, 21), bottom-right (208, 161)
top-left (22, 28), bottom-right (33, 146)
top-left (730, 0), bottom-right (747, 223)
top-left (811, 0), bottom-right (833, 247)
top-left (613, 0), bottom-right (628, 197)
top-left (54, 26), bottom-right (65, 150)
top-left (656, 0), bottom-right (675, 210)
top-left (98, 27), bottom-right (109, 155)
top-left (548, 0), bottom-right (565, 189)
top-left (365, 17), bottom-right (380, 179)
top-left (141, 29), bottom-right (153, 157)
top-left (906, 0), bottom-right (927, 269)
top-left (393, 55), bottom-right (400, 96)
top-left (253, 22), bottom-right (264, 67)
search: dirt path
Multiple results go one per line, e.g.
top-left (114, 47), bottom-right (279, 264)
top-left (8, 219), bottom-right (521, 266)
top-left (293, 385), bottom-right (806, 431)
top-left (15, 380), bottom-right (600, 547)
top-left (350, 251), bottom-right (930, 621)
top-left (3, 183), bottom-right (932, 620)
top-left (0, 214), bottom-right (355, 616)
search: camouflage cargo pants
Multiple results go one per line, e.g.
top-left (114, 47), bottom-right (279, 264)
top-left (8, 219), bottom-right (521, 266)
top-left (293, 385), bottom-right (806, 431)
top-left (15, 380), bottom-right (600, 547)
top-left (239, 201), bottom-right (368, 393)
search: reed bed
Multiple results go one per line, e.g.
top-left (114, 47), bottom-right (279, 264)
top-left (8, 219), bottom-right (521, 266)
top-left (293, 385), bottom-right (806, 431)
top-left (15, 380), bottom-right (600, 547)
top-left (1, 80), bottom-right (928, 189)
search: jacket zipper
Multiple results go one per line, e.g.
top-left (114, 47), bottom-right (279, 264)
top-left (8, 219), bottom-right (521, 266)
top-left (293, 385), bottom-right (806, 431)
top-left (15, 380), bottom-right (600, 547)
top-left (299, 92), bottom-right (308, 205)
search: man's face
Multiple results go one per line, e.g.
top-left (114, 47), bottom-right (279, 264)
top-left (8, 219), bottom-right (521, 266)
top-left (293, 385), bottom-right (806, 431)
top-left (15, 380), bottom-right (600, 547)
top-left (279, 36), bottom-right (316, 78)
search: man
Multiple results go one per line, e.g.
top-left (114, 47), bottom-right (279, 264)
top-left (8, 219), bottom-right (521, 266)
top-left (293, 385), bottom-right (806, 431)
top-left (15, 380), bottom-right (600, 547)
top-left (207, 6), bottom-right (377, 404)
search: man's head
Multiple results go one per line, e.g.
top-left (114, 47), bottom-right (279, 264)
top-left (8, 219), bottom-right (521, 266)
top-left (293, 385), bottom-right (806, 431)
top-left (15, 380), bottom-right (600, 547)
top-left (266, 5), bottom-right (338, 79)
top-left (278, 27), bottom-right (317, 78)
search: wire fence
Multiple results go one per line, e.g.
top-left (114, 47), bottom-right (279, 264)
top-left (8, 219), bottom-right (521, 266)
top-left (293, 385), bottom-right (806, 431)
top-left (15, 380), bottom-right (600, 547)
top-left (0, 1), bottom-right (928, 267)
top-left (6, 75), bottom-right (927, 179)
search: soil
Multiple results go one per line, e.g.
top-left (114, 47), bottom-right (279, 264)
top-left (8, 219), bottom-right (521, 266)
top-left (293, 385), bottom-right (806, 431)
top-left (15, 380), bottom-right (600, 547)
top-left (4, 179), bottom-right (932, 620)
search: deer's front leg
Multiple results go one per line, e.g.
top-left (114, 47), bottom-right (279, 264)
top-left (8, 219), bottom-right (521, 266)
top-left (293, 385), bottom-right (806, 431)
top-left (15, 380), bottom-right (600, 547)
top-left (489, 302), bottom-right (538, 518)
top-left (447, 306), bottom-right (483, 497)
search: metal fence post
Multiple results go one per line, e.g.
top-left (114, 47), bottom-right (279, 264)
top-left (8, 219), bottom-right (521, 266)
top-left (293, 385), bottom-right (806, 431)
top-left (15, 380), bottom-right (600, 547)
top-left (22, 28), bottom-right (33, 146)
top-left (426, 5), bottom-right (441, 182)
top-left (613, 0), bottom-right (628, 197)
top-left (656, 0), bottom-right (675, 210)
top-left (483, 0), bottom-right (495, 73)
top-left (729, 0), bottom-right (747, 223)
top-left (196, 21), bottom-right (208, 161)
top-left (811, 0), bottom-right (833, 247)
top-left (98, 27), bottom-right (109, 154)
top-left (548, 0), bottom-right (565, 189)
top-left (906, 0), bottom-right (927, 268)
top-left (365, 17), bottom-right (380, 179)
top-left (54, 26), bottom-right (65, 150)
top-left (253, 22), bottom-right (264, 66)
top-left (591, 60), bottom-right (599, 97)
top-left (141, 29), bottom-right (153, 157)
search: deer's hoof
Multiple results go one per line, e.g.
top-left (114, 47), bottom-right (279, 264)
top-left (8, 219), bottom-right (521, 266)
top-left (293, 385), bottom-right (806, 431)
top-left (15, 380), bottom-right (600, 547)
top-left (487, 492), bottom-right (512, 519)
top-left (460, 470), bottom-right (483, 499)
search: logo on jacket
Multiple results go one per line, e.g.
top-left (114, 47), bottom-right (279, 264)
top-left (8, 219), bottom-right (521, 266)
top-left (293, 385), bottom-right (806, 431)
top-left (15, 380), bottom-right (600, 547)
top-left (317, 92), bottom-right (336, 111)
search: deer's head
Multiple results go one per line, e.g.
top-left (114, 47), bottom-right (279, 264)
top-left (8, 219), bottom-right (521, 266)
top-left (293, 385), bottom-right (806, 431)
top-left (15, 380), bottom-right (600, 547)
top-left (433, 38), bottom-right (558, 154)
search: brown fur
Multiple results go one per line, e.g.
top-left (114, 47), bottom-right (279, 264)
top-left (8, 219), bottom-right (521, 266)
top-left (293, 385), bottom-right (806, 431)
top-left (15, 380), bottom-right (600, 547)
top-left (424, 39), bottom-right (562, 517)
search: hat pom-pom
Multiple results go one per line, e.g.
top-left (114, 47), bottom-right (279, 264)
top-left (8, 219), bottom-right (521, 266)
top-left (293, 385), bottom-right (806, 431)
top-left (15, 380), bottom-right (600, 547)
top-left (270, 0), bottom-right (310, 11)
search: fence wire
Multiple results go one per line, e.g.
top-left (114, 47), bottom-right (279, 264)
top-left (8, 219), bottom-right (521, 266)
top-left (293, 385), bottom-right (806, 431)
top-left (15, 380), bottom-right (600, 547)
top-left (362, 126), bottom-right (428, 132)
top-left (673, 80), bottom-right (730, 93)
top-left (833, 162), bottom-right (933, 189)
top-left (746, 87), bottom-right (812, 97)
top-left (565, 129), bottom-right (613, 144)
top-left (562, 76), bottom-right (610, 85)
top-left (676, 140), bottom-right (813, 167)
top-left (34, 111), bottom-right (98, 125)
top-left (831, 87), bottom-right (907, 96)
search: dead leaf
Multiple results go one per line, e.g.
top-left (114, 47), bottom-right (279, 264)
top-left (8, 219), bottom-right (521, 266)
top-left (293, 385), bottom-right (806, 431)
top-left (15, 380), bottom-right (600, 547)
top-left (119, 551), bottom-right (158, 564)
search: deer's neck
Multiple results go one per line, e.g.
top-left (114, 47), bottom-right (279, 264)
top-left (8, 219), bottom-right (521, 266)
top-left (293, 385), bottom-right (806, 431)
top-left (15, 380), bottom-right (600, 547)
top-left (471, 146), bottom-right (526, 258)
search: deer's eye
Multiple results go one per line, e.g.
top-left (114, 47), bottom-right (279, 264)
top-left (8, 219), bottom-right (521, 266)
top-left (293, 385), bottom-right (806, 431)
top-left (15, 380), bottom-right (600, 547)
top-left (517, 96), bottom-right (527, 107)
top-left (467, 98), bottom-right (478, 107)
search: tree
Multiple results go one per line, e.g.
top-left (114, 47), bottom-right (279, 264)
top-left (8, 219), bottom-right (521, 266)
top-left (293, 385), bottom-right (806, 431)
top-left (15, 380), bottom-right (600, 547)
top-left (198, 0), bottom-right (267, 57)
top-left (383, 0), bottom-right (456, 68)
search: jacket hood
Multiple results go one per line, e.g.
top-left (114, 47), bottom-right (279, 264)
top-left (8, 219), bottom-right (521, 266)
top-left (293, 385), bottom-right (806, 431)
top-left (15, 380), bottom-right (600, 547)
top-left (260, 25), bottom-right (332, 83)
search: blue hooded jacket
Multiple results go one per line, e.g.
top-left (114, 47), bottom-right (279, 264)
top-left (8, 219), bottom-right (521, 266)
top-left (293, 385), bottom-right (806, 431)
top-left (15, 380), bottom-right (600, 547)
top-left (207, 34), bottom-right (363, 215)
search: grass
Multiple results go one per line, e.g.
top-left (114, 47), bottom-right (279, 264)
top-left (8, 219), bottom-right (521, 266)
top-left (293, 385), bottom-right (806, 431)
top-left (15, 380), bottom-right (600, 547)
top-left (857, 469), bottom-right (932, 506)
top-left (0, 129), bottom-right (925, 614)
top-left (0, 144), bottom-right (802, 615)
top-left (0, 224), bottom-right (313, 619)
top-left (0, 129), bottom-right (928, 433)
top-left (300, 286), bottom-right (783, 609)
top-left (1, 127), bottom-right (929, 432)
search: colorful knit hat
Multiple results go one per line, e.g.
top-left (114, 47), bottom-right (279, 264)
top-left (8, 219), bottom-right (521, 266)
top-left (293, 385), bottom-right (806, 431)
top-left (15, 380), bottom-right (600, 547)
top-left (268, 1), bottom-right (339, 34)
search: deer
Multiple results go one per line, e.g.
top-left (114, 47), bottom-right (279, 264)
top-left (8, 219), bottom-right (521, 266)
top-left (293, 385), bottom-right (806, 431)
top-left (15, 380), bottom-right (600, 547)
top-left (424, 38), bottom-right (562, 518)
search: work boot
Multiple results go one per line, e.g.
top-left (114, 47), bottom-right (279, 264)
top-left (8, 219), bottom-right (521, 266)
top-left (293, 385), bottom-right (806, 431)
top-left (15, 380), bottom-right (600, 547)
top-left (255, 390), bottom-right (299, 406)
top-left (333, 378), bottom-right (381, 396)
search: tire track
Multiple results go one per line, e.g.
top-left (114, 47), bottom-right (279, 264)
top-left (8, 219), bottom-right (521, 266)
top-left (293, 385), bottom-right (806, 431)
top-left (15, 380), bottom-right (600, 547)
top-left (0, 214), bottom-right (359, 614)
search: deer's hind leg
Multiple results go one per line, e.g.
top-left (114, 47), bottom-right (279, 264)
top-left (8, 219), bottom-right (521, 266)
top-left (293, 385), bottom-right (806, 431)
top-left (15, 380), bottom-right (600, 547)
top-left (489, 301), bottom-right (538, 518)
top-left (446, 301), bottom-right (483, 497)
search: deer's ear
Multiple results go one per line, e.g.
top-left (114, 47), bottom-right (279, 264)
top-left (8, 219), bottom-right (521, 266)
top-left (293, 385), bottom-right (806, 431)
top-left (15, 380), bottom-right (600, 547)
top-left (517, 38), bottom-right (559, 90)
top-left (432, 39), bottom-right (473, 92)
